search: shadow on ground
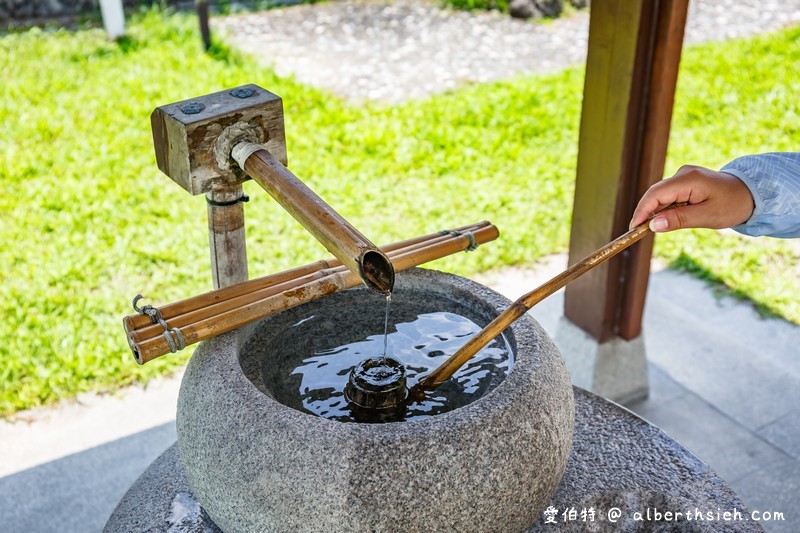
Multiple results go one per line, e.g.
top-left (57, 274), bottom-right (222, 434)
top-left (0, 422), bottom-right (175, 533)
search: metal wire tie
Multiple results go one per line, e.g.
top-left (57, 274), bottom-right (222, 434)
top-left (463, 231), bottom-right (478, 252)
top-left (206, 194), bottom-right (250, 207)
top-left (132, 294), bottom-right (186, 353)
top-left (439, 229), bottom-right (478, 251)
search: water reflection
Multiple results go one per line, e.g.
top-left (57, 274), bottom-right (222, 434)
top-left (289, 312), bottom-right (513, 422)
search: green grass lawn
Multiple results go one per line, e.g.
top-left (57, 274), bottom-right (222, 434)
top-left (1, 10), bottom-right (798, 417)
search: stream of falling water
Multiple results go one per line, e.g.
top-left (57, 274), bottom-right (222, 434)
top-left (382, 293), bottom-right (392, 360)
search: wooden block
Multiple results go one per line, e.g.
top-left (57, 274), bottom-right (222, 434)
top-left (150, 84), bottom-right (287, 195)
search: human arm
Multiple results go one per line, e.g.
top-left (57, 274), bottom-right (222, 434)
top-left (629, 152), bottom-right (800, 238)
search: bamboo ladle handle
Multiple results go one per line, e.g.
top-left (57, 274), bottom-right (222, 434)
top-left (414, 207), bottom-right (676, 393)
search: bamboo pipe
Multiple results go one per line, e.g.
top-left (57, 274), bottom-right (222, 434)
top-left (129, 223), bottom-right (488, 344)
top-left (232, 142), bottom-right (394, 294)
top-left (129, 225), bottom-right (498, 363)
top-left (124, 221), bottom-right (490, 333)
top-left (127, 222), bottom-right (491, 345)
top-left (414, 219), bottom-right (656, 392)
top-left (129, 224), bottom-right (499, 364)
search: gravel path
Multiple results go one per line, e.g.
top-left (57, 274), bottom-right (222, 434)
top-left (216, 0), bottom-right (800, 103)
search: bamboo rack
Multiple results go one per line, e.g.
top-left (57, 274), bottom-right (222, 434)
top-left (125, 221), bottom-right (498, 365)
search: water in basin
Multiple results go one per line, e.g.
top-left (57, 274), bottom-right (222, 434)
top-left (242, 292), bottom-right (514, 422)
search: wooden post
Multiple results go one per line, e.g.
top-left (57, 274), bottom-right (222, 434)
top-left (617, 0), bottom-right (689, 339)
top-left (564, 0), bottom-right (688, 342)
top-left (99, 0), bottom-right (125, 40)
top-left (151, 85), bottom-right (285, 289)
top-left (196, 0), bottom-right (211, 51)
top-left (207, 185), bottom-right (248, 289)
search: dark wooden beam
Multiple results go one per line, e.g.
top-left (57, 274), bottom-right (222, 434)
top-left (564, 0), bottom-right (688, 342)
top-left (197, 0), bottom-right (211, 51)
top-left (618, 0), bottom-right (689, 339)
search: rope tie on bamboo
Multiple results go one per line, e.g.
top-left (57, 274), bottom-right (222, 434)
top-left (206, 194), bottom-right (250, 207)
top-left (131, 294), bottom-right (186, 353)
top-left (439, 229), bottom-right (479, 252)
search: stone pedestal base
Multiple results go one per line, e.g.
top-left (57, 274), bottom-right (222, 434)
top-left (555, 317), bottom-right (648, 404)
top-left (105, 388), bottom-right (761, 533)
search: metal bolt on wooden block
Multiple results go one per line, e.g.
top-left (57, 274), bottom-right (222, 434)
top-left (150, 84), bottom-right (394, 294)
top-left (150, 84), bottom-right (287, 195)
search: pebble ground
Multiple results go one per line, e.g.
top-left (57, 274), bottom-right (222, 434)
top-left (216, 0), bottom-right (800, 103)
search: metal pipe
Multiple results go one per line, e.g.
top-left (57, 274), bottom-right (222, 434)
top-left (232, 142), bottom-right (394, 294)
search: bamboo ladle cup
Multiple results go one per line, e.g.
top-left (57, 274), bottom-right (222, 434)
top-left (408, 208), bottom-right (679, 398)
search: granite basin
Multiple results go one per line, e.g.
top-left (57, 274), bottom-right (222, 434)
top-left (177, 268), bottom-right (574, 532)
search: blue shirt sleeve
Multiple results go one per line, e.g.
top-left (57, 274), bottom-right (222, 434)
top-left (720, 152), bottom-right (800, 238)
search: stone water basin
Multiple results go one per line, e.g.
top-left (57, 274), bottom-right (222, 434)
top-left (176, 268), bottom-right (574, 532)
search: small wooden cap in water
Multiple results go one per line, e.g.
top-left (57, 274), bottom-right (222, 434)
top-left (345, 357), bottom-right (408, 416)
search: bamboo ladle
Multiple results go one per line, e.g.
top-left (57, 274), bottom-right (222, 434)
top-left (346, 212), bottom-right (671, 417)
top-left (409, 209), bottom-right (680, 398)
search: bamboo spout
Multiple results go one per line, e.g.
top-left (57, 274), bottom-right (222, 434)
top-left (231, 142), bottom-right (394, 294)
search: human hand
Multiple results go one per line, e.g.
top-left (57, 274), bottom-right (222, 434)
top-left (629, 165), bottom-right (755, 232)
